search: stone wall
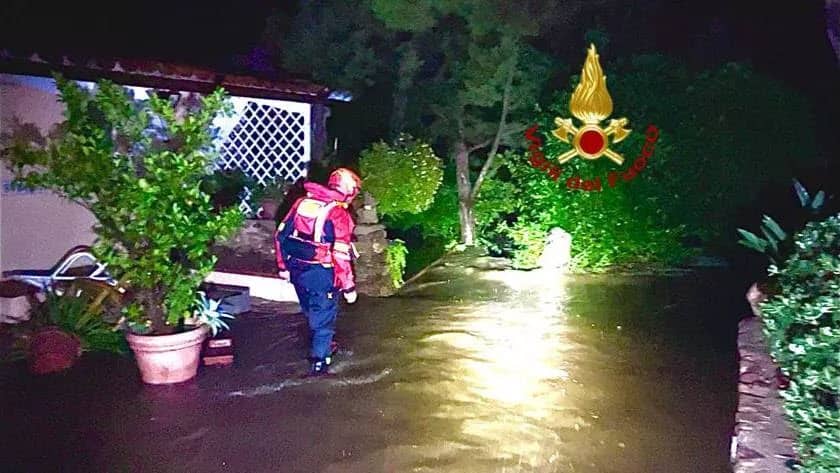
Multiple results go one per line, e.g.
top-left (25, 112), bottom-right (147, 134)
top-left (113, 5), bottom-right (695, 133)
top-left (352, 193), bottom-right (398, 297)
top-left (216, 219), bottom-right (276, 260)
top-left (214, 195), bottom-right (398, 297)
top-left (212, 219), bottom-right (277, 275)
top-left (733, 315), bottom-right (797, 473)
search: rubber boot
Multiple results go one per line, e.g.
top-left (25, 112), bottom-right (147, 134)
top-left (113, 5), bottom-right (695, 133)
top-left (310, 357), bottom-right (332, 376)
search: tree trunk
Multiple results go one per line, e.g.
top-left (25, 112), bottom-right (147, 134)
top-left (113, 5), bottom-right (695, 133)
top-left (455, 142), bottom-right (476, 245)
top-left (458, 200), bottom-right (475, 245)
top-left (136, 289), bottom-right (171, 334)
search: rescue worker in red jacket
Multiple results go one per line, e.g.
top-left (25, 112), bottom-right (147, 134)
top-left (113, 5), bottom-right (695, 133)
top-left (275, 168), bottom-right (361, 375)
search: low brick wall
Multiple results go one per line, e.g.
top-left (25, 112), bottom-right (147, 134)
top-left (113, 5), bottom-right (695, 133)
top-left (733, 316), bottom-right (796, 472)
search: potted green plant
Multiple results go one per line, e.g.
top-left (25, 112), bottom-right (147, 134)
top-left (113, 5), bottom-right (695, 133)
top-left (7, 280), bottom-right (127, 374)
top-left (186, 291), bottom-right (235, 336)
top-left (1, 77), bottom-right (243, 384)
top-left (200, 168), bottom-right (255, 213)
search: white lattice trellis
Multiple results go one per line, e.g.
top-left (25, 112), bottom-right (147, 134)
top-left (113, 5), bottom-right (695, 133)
top-left (212, 97), bottom-right (312, 214)
top-left (216, 98), bottom-right (311, 184)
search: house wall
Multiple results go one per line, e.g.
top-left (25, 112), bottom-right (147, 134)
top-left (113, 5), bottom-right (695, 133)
top-left (0, 74), bottom-right (97, 274)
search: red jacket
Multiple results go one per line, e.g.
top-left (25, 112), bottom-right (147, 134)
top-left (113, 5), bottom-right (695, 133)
top-left (274, 182), bottom-right (357, 292)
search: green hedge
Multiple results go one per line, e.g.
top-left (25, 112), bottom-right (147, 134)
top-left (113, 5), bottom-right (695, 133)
top-left (493, 56), bottom-right (819, 270)
top-left (359, 135), bottom-right (443, 217)
top-left (760, 215), bottom-right (840, 472)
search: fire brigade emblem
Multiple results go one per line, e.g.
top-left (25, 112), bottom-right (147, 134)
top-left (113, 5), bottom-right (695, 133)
top-left (552, 44), bottom-right (631, 165)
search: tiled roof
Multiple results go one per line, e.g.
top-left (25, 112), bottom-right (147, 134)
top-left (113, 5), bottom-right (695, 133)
top-left (0, 50), bottom-right (331, 103)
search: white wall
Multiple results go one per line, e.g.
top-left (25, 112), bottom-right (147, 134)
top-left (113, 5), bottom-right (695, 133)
top-left (0, 75), bottom-right (97, 274)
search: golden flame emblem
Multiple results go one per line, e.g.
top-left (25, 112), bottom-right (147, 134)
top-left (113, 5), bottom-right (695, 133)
top-left (552, 44), bottom-right (631, 164)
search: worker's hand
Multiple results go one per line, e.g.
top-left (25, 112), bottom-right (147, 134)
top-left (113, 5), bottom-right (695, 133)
top-left (343, 290), bottom-right (358, 304)
top-left (277, 270), bottom-right (290, 280)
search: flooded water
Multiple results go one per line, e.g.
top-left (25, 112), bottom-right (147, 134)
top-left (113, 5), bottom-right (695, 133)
top-left (0, 267), bottom-right (741, 472)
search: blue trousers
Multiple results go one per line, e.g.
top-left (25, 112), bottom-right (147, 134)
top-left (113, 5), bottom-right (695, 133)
top-left (289, 263), bottom-right (338, 360)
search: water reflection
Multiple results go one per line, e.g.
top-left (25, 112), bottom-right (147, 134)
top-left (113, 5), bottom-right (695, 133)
top-left (411, 269), bottom-right (579, 470)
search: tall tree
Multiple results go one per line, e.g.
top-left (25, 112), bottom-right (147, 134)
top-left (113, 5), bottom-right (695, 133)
top-left (371, 1), bottom-right (554, 244)
top-left (278, 0), bottom-right (623, 244)
top-left (281, 0), bottom-right (385, 94)
top-left (276, 0), bottom-right (429, 148)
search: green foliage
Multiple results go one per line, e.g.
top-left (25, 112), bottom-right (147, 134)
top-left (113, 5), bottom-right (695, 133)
top-left (794, 178), bottom-right (831, 216)
top-left (497, 220), bottom-right (546, 268)
top-left (369, 0), bottom-right (436, 32)
top-left (369, 2), bottom-right (558, 243)
top-left (738, 179), bottom-right (833, 266)
top-left (31, 289), bottom-right (127, 355)
top-left (249, 175), bottom-right (291, 203)
top-left (1, 77), bottom-right (243, 333)
top-left (738, 215), bottom-right (788, 266)
top-left (200, 168), bottom-right (254, 212)
top-left (193, 292), bottom-right (235, 337)
top-left (498, 148), bottom-right (692, 271)
top-left (386, 161), bottom-right (516, 246)
top-left (370, 0), bottom-right (547, 38)
top-left (384, 239), bottom-right (409, 288)
top-left (486, 55), bottom-right (819, 270)
top-left (760, 215), bottom-right (840, 472)
top-left (390, 182), bottom-right (460, 242)
top-left (601, 57), bottom-right (818, 244)
top-left (360, 135), bottom-right (443, 216)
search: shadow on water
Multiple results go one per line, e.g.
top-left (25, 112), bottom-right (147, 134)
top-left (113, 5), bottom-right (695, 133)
top-left (0, 267), bottom-right (742, 473)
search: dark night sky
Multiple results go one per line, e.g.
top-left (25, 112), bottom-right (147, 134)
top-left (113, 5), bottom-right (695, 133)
top-left (0, 0), bottom-right (285, 67)
top-left (1, 1), bottom-right (835, 75)
top-left (1, 1), bottom-right (835, 87)
top-left (2, 0), bottom-right (837, 147)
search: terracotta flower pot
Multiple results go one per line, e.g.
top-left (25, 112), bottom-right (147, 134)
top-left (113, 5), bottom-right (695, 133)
top-left (257, 200), bottom-right (279, 221)
top-left (28, 326), bottom-right (82, 375)
top-left (126, 325), bottom-right (209, 384)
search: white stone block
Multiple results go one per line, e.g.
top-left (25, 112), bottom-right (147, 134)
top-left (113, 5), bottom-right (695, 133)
top-left (537, 227), bottom-right (572, 270)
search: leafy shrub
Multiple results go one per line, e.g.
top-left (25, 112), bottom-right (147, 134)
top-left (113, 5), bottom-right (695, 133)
top-left (760, 215), bottom-right (840, 472)
top-left (384, 239), bottom-right (409, 288)
top-left (496, 143), bottom-right (692, 271)
top-left (31, 286), bottom-right (127, 355)
top-left (497, 220), bottom-right (546, 269)
top-left (360, 135), bottom-right (443, 216)
top-left (200, 168), bottom-right (254, 212)
top-left (738, 215), bottom-right (789, 266)
top-left (387, 161), bottom-right (516, 245)
top-left (738, 179), bottom-right (833, 266)
top-left (1, 77), bottom-right (243, 334)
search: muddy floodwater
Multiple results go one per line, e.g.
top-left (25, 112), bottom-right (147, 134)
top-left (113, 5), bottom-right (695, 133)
top-left (0, 267), bottom-right (741, 472)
